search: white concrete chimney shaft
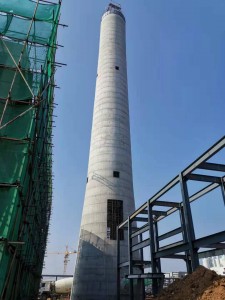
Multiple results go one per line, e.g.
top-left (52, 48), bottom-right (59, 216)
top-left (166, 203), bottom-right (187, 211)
top-left (71, 5), bottom-right (135, 300)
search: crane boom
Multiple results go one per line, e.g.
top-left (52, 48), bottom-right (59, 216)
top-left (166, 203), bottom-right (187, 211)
top-left (47, 245), bottom-right (77, 274)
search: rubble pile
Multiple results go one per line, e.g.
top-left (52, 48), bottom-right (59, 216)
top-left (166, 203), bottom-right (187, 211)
top-left (151, 266), bottom-right (225, 300)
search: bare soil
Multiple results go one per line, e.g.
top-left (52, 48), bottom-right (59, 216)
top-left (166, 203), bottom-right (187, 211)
top-left (147, 266), bottom-right (225, 300)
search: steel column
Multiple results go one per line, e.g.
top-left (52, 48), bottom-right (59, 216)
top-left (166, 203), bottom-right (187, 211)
top-left (179, 174), bottom-right (199, 271)
top-left (221, 178), bottom-right (225, 206)
top-left (117, 227), bottom-right (120, 300)
top-left (128, 217), bottom-right (133, 300)
top-left (153, 221), bottom-right (161, 273)
top-left (138, 233), bottom-right (145, 300)
top-left (179, 206), bottom-right (192, 273)
top-left (148, 200), bottom-right (158, 295)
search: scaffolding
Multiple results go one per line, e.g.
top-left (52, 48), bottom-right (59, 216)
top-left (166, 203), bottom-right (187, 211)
top-left (0, 1), bottom-right (61, 299)
top-left (117, 136), bottom-right (225, 299)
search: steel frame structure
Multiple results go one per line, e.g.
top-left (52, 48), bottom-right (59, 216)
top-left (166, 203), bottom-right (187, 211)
top-left (117, 136), bottom-right (225, 299)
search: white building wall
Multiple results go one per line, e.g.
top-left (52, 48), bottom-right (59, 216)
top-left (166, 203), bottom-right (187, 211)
top-left (71, 7), bottom-right (135, 300)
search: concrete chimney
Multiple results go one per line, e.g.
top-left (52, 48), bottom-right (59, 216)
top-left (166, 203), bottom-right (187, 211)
top-left (71, 4), bottom-right (135, 299)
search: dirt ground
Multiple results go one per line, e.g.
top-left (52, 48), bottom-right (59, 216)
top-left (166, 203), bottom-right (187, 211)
top-left (148, 266), bottom-right (225, 300)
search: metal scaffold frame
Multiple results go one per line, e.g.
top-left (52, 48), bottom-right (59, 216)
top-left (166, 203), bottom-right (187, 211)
top-left (117, 136), bottom-right (225, 299)
top-left (0, 1), bottom-right (62, 299)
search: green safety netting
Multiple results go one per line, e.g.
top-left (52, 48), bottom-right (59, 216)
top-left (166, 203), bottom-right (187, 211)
top-left (0, 187), bottom-right (21, 240)
top-left (0, 140), bottom-right (29, 184)
top-left (0, 0), bottom-right (60, 299)
top-left (0, 102), bottom-right (35, 138)
top-left (0, 40), bottom-right (34, 99)
top-left (0, 0), bottom-right (58, 21)
top-left (2, 16), bottom-right (56, 45)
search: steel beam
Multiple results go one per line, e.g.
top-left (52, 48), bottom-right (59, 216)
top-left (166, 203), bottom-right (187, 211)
top-left (152, 210), bottom-right (167, 217)
top-left (194, 230), bottom-right (225, 248)
top-left (133, 217), bottom-right (148, 222)
top-left (189, 183), bottom-right (219, 203)
top-left (198, 162), bottom-right (225, 172)
top-left (131, 238), bottom-right (150, 252)
top-left (131, 224), bottom-right (149, 239)
top-left (183, 136), bottom-right (225, 176)
top-left (118, 260), bottom-right (152, 268)
top-left (153, 200), bottom-right (180, 208)
top-left (119, 261), bottom-right (129, 268)
top-left (156, 207), bottom-right (178, 222)
top-left (156, 241), bottom-right (189, 258)
top-left (42, 274), bottom-right (73, 278)
top-left (140, 209), bottom-right (168, 216)
top-left (198, 249), bottom-right (225, 259)
top-left (158, 227), bottom-right (182, 242)
top-left (134, 260), bottom-right (151, 267)
top-left (129, 203), bottom-right (148, 221)
top-left (156, 182), bottom-right (220, 222)
top-left (118, 218), bottom-right (128, 229)
top-left (158, 240), bottom-right (184, 251)
top-left (127, 274), bottom-right (164, 279)
top-left (149, 176), bottom-right (180, 205)
top-left (201, 243), bottom-right (225, 249)
top-left (120, 179), bottom-right (222, 231)
top-left (163, 254), bottom-right (186, 259)
top-left (186, 173), bottom-right (221, 184)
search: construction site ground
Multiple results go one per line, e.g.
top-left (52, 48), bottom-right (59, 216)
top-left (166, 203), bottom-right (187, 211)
top-left (147, 266), bottom-right (225, 300)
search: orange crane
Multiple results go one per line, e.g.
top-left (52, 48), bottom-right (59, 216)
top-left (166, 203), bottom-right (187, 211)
top-left (47, 245), bottom-right (78, 274)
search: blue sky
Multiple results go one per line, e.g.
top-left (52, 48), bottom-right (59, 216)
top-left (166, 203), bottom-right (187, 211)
top-left (43, 0), bottom-right (225, 275)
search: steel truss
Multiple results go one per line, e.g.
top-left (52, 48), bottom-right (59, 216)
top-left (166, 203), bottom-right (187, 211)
top-left (117, 136), bottom-right (225, 299)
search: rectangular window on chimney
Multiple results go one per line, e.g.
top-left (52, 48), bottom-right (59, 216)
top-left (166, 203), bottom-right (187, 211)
top-left (107, 199), bottom-right (124, 240)
top-left (113, 171), bottom-right (120, 178)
